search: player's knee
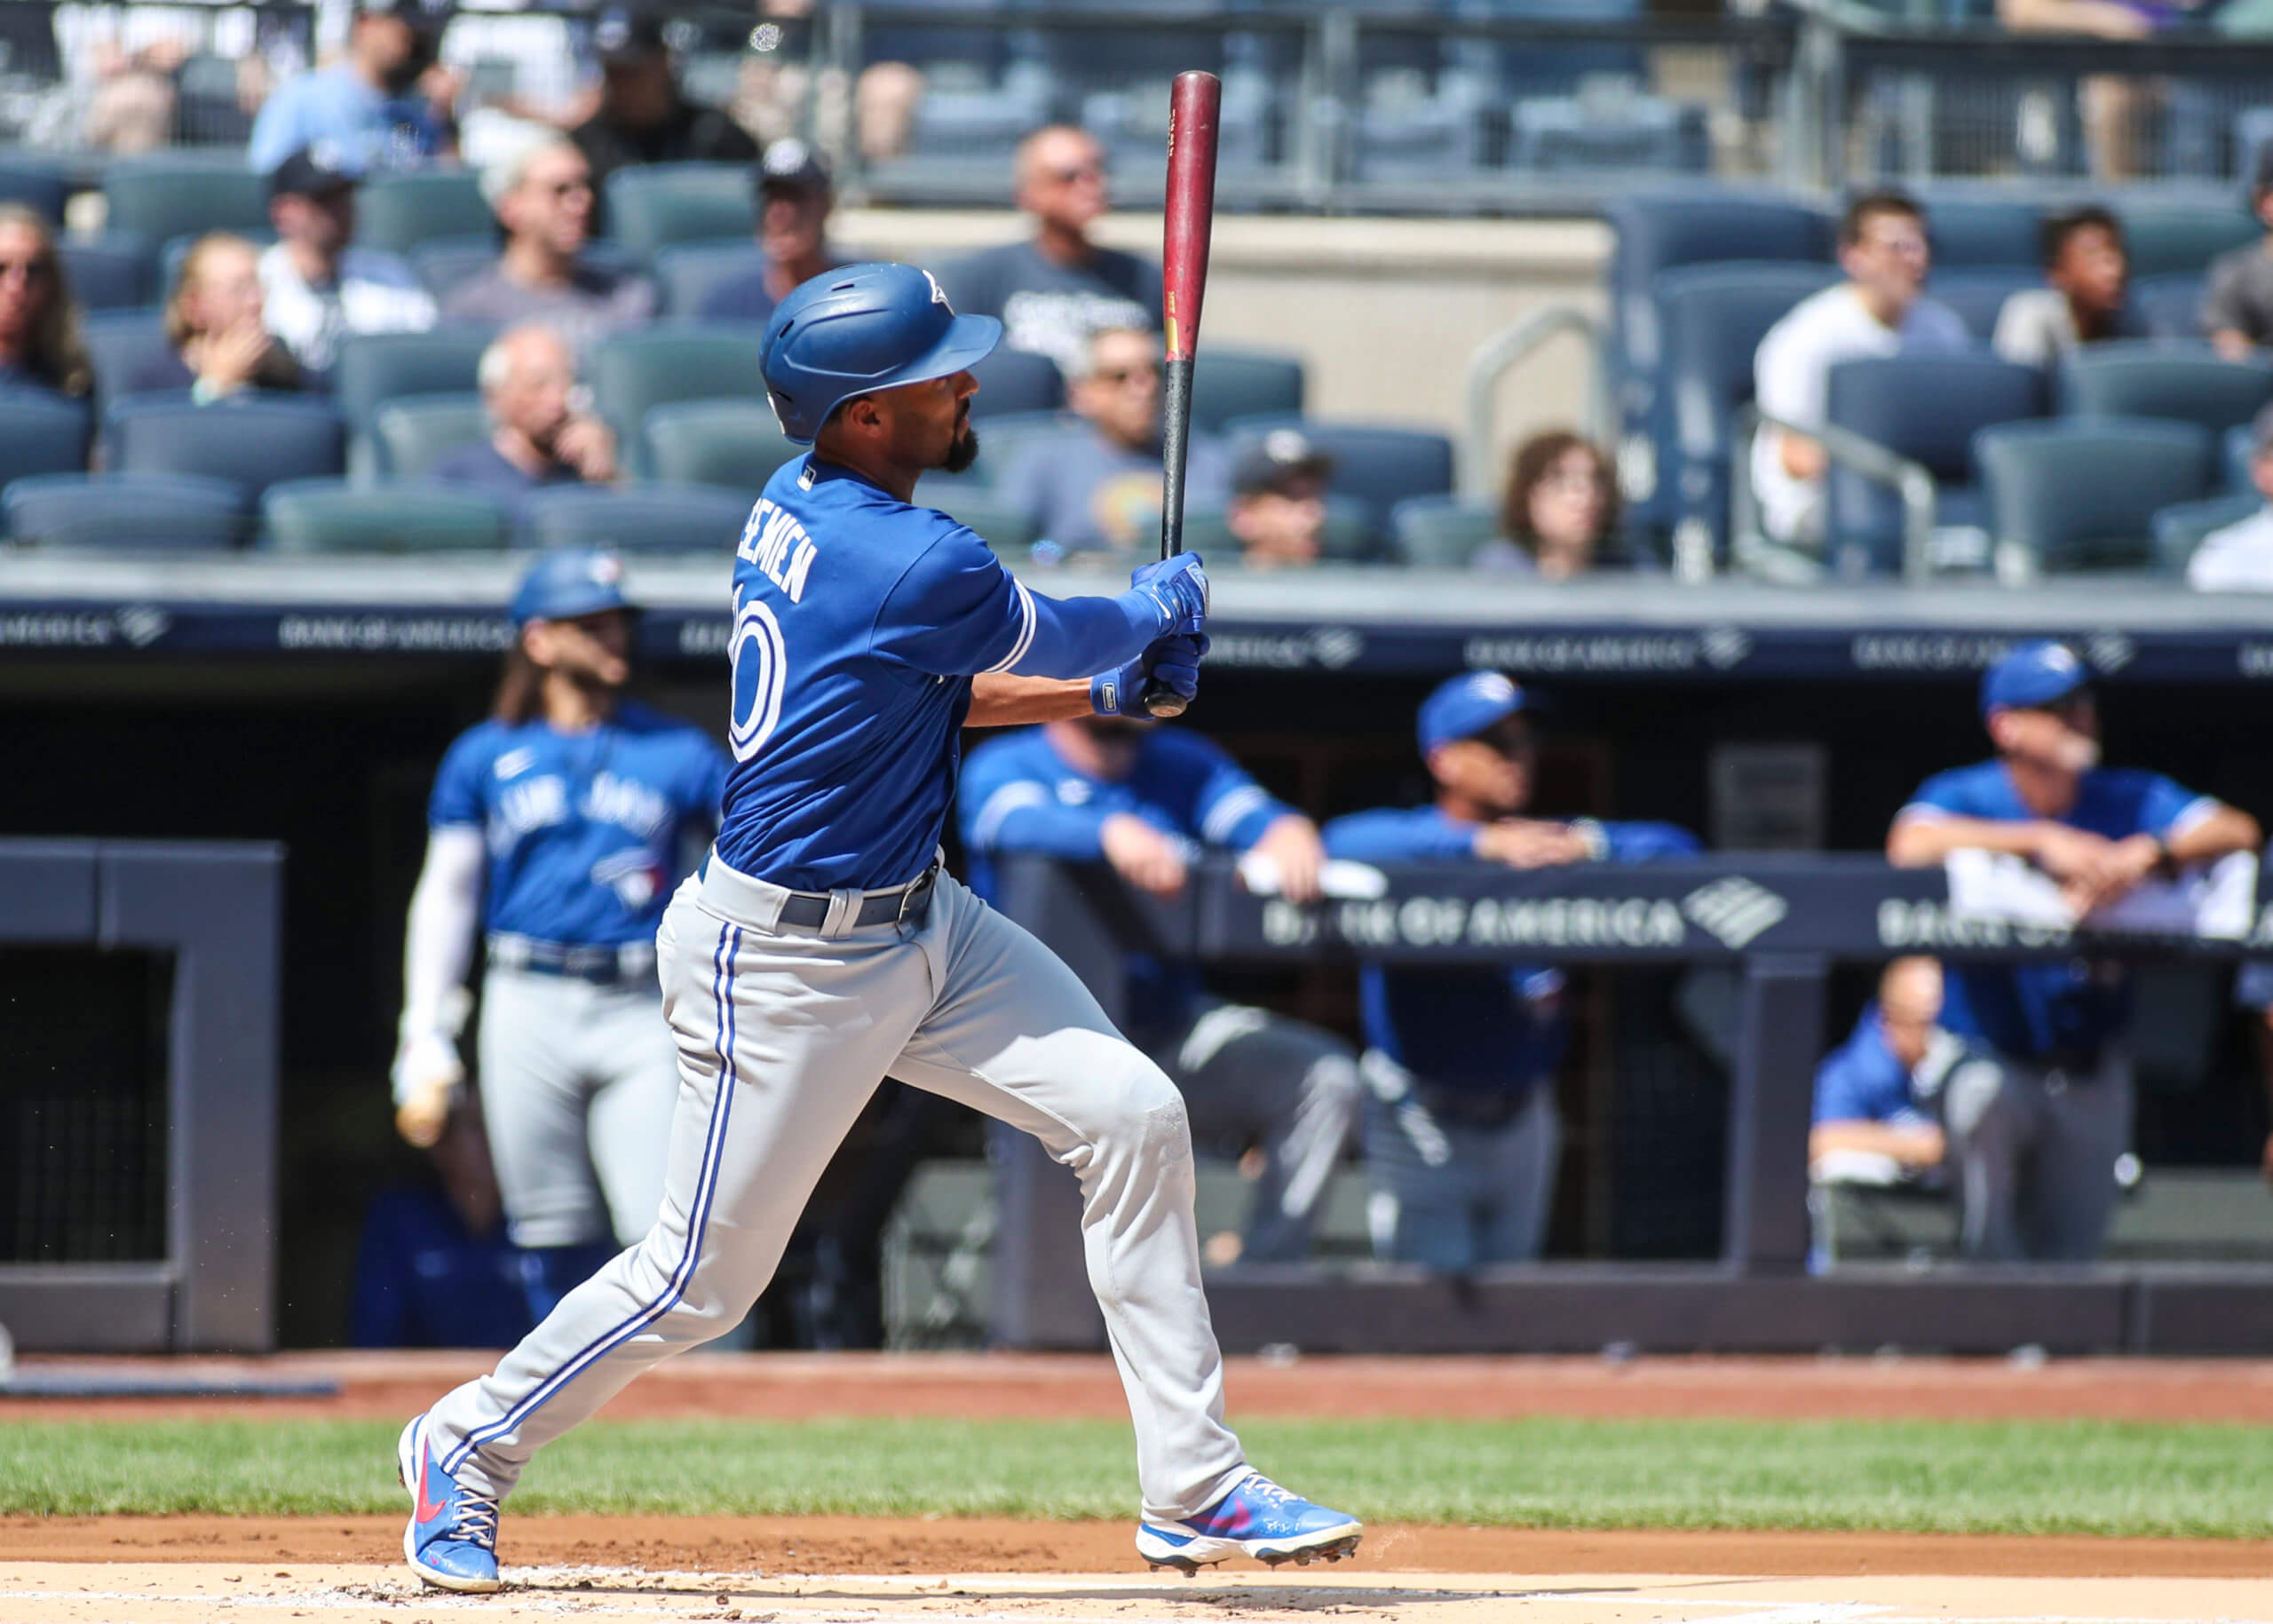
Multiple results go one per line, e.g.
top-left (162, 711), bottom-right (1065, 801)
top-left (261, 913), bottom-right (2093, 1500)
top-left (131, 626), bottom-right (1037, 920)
top-left (1094, 1052), bottom-right (1192, 1162)
top-left (1306, 1051), bottom-right (1363, 1112)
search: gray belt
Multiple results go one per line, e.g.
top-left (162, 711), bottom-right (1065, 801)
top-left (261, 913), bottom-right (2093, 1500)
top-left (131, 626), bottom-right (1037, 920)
top-left (775, 865), bottom-right (938, 930)
top-left (488, 934), bottom-right (656, 986)
top-left (698, 850), bottom-right (939, 937)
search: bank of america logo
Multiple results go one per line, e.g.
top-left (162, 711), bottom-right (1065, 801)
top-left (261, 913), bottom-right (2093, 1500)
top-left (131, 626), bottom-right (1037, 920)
top-left (1682, 877), bottom-right (1788, 949)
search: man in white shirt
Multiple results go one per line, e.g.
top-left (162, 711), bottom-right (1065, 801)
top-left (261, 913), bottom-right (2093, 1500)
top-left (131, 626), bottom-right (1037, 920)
top-left (260, 147), bottom-right (437, 376)
top-left (1751, 189), bottom-right (1971, 546)
top-left (2188, 407), bottom-right (2273, 591)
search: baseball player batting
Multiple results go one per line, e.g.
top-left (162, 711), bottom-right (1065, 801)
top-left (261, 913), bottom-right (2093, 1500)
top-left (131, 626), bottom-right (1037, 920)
top-left (392, 550), bottom-right (729, 1322)
top-left (393, 262), bottom-right (1361, 1591)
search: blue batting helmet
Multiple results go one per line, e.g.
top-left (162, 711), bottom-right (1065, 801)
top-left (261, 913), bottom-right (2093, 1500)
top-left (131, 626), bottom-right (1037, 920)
top-left (511, 547), bottom-right (632, 627)
top-left (758, 262), bottom-right (1001, 444)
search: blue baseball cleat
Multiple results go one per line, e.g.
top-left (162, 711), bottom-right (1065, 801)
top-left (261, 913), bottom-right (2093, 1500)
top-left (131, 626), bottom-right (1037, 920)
top-left (396, 1414), bottom-right (502, 1593)
top-left (1135, 1472), bottom-right (1362, 1574)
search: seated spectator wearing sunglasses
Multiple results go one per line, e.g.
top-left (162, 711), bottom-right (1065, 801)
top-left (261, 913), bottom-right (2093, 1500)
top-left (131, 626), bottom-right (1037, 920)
top-left (0, 203), bottom-right (91, 399)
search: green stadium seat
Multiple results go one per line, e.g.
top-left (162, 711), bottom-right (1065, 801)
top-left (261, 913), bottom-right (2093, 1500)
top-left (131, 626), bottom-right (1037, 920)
top-left (102, 159), bottom-right (270, 258)
top-left (2060, 342), bottom-right (2273, 435)
top-left (590, 325), bottom-right (768, 464)
top-left (107, 393), bottom-right (345, 502)
top-left (0, 392), bottom-right (92, 489)
top-left (516, 483), bottom-right (753, 553)
top-left (262, 478), bottom-right (510, 552)
top-left (356, 170), bottom-right (494, 256)
top-left (1976, 417), bottom-right (2214, 576)
top-left (603, 162), bottom-right (752, 258)
top-left (333, 329), bottom-right (495, 479)
top-left (1191, 348), bottom-right (1304, 436)
top-left (1390, 495), bottom-right (1504, 567)
top-left (642, 400), bottom-right (801, 496)
top-left (373, 392), bottom-right (491, 479)
top-left (2114, 194), bottom-right (2264, 279)
top-left (4, 471), bottom-right (247, 550)
top-left (2151, 492), bottom-right (2260, 574)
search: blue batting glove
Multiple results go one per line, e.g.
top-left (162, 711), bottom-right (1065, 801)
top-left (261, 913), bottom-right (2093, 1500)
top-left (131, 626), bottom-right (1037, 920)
top-left (1091, 634), bottom-right (1208, 717)
top-left (1129, 553), bottom-right (1209, 638)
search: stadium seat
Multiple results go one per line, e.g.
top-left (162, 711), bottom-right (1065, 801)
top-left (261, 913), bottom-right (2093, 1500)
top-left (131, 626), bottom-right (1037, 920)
top-left (262, 478), bottom-right (510, 552)
top-left (3, 471), bottom-right (247, 550)
top-left (1390, 495), bottom-right (1504, 568)
top-left (603, 163), bottom-right (752, 258)
top-left (108, 394), bottom-right (345, 501)
top-left (408, 237), bottom-right (645, 303)
top-left (373, 392), bottom-right (490, 479)
top-left (1913, 191), bottom-right (2043, 269)
top-left (355, 170), bottom-right (494, 257)
top-left (1350, 82), bottom-right (1489, 183)
top-left (332, 329), bottom-right (495, 478)
top-left (516, 483), bottom-right (753, 553)
top-left (2060, 342), bottom-right (2273, 433)
top-left (0, 159), bottom-right (67, 225)
top-left (1222, 417), bottom-right (1455, 535)
top-left (1824, 353), bottom-right (2048, 574)
top-left (79, 310), bottom-right (171, 412)
top-left (1976, 417), bottom-right (2214, 575)
top-left (652, 241), bottom-right (765, 317)
top-left (1508, 97), bottom-right (1710, 176)
top-left (101, 159), bottom-right (270, 257)
top-left (2132, 273), bottom-right (2206, 341)
top-left (930, 490), bottom-right (1039, 561)
top-left (1605, 192), bottom-right (1833, 381)
top-left (2114, 194), bottom-right (2263, 279)
top-left (2225, 422), bottom-right (2257, 493)
top-left (968, 345), bottom-right (1064, 419)
top-left (1929, 267), bottom-right (2039, 344)
top-left (590, 325), bottom-right (768, 460)
top-left (1657, 261), bottom-right (1844, 561)
top-left (1190, 349), bottom-right (1304, 437)
top-left (1155, 495), bottom-right (1381, 568)
top-left (2150, 491), bottom-right (2260, 575)
top-left (642, 400), bottom-right (801, 495)
top-left (0, 391), bottom-right (92, 489)
top-left (55, 234), bottom-right (152, 311)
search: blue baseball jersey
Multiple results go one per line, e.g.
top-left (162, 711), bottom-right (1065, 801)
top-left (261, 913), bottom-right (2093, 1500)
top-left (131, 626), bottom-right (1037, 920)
top-left (1897, 760), bottom-right (2215, 1059)
top-left (1812, 1004), bottom-right (1936, 1130)
top-left (1322, 805), bottom-right (1700, 1097)
top-left (714, 456), bottom-right (1047, 891)
top-left (430, 700), bottom-right (729, 947)
top-left (959, 725), bottom-right (1295, 1031)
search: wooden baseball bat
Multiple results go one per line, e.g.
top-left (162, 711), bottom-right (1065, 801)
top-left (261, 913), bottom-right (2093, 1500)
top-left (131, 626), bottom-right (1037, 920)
top-left (1141, 69), bottom-right (1221, 720)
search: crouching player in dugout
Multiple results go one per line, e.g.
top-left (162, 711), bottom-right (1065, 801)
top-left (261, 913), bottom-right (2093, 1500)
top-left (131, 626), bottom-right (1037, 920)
top-left (1323, 672), bottom-right (1699, 1269)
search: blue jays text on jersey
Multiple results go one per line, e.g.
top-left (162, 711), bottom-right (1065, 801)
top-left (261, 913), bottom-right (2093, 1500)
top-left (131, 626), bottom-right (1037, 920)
top-left (1321, 806), bottom-right (1700, 1097)
top-left (1897, 760), bottom-right (2215, 1060)
top-left (430, 700), bottom-right (730, 947)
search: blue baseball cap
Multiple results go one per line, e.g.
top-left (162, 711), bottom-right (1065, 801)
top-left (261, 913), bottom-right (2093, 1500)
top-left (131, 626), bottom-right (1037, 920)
top-left (1418, 670), bottom-right (1539, 754)
top-left (1979, 639), bottom-right (2087, 718)
top-left (511, 547), bottom-right (633, 628)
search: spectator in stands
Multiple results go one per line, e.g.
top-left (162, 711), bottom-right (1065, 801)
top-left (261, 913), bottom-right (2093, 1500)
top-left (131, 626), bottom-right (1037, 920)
top-left (569, 12), bottom-right (758, 231)
top-left (2187, 406), bottom-right (2273, 590)
top-left (0, 205), bottom-right (91, 399)
top-left (352, 1100), bottom-right (535, 1350)
top-left (259, 147), bottom-right (436, 377)
top-left (998, 325), bottom-right (1230, 560)
top-left (1810, 957), bottom-right (1956, 1184)
top-left (1995, 0), bottom-right (2197, 180)
top-left (960, 718), bottom-right (1360, 1264)
top-left (940, 125), bottom-right (1164, 379)
top-left (133, 232), bottom-right (303, 400)
top-left (699, 139), bottom-right (841, 324)
top-left (84, 38), bottom-right (186, 156)
top-left (1887, 640), bottom-right (2261, 1262)
top-left (1224, 428), bottom-right (1334, 570)
top-left (1753, 189), bottom-right (1969, 548)
top-left (1322, 673), bottom-right (1701, 1269)
top-left (247, 0), bottom-right (451, 176)
top-left (440, 132), bottom-right (655, 354)
top-left (2205, 143), bottom-right (2273, 360)
top-left (1477, 431), bottom-right (1620, 578)
top-left (1992, 204), bottom-right (2145, 368)
top-left (431, 323), bottom-right (616, 499)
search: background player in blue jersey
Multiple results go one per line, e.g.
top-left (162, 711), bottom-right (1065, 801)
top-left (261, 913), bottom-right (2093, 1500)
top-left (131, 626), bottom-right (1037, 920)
top-left (1322, 672), bottom-right (1699, 1270)
top-left (1809, 956), bottom-right (1958, 1185)
top-left (959, 717), bottom-right (1360, 1263)
top-left (397, 264), bottom-right (1358, 1593)
top-left (1887, 640), bottom-right (2260, 1261)
top-left (391, 549), bottom-right (729, 1322)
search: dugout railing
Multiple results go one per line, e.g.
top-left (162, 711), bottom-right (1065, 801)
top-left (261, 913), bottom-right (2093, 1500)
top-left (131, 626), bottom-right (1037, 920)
top-left (987, 852), bottom-right (2273, 1357)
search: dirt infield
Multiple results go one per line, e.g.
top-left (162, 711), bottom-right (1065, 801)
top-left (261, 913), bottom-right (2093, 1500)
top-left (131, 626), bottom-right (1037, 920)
top-left (9, 1351), bottom-right (2272, 1616)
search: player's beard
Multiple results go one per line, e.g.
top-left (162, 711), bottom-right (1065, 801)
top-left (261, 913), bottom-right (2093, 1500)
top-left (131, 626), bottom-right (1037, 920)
top-left (942, 412), bottom-right (979, 474)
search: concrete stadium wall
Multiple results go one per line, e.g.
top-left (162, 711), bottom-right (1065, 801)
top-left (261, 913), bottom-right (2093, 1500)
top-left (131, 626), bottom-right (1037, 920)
top-left (837, 208), bottom-right (1612, 475)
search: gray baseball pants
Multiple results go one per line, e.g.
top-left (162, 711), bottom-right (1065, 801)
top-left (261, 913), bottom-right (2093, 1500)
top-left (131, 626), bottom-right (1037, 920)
top-left (1160, 1003), bottom-right (1360, 1263)
top-left (425, 860), bottom-right (1250, 1523)
top-left (476, 969), bottom-right (678, 1250)
top-left (1940, 1048), bottom-right (2132, 1263)
top-left (1358, 1049), bottom-right (1561, 1269)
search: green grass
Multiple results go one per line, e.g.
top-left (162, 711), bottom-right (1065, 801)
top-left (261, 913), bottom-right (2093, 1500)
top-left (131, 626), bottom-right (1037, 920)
top-left (4, 1416), bottom-right (2270, 1537)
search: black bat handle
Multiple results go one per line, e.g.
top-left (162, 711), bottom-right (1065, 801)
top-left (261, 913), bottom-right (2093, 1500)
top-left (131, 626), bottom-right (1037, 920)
top-left (1142, 353), bottom-right (1196, 719)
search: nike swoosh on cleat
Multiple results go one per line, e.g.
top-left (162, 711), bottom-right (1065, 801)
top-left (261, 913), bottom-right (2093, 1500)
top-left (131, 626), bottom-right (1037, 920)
top-left (413, 1441), bottom-right (449, 1526)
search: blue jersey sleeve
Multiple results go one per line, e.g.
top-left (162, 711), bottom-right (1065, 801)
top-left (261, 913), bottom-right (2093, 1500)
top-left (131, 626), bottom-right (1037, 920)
top-left (1157, 732), bottom-right (1290, 850)
top-left (1812, 1010), bottom-right (1910, 1125)
top-left (2134, 772), bottom-right (2217, 838)
top-left (1323, 808), bottom-right (1477, 862)
top-left (246, 82), bottom-right (310, 175)
top-left (1897, 766), bottom-right (1985, 821)
top-left (428, 728), bottom-right (494, 830)
top-left (868, 523), bottom-right (1034, 678)
top-left (960, 735), bottom-right (1112, 858)
top-left (1599, 820), bottom-right (1703, 861)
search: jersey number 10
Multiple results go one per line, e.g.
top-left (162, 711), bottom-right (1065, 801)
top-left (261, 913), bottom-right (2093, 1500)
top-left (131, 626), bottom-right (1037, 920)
top-left (729, 594), bottom-right (788, 763)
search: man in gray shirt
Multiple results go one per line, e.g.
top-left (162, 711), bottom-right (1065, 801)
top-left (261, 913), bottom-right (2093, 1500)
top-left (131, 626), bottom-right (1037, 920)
top-left (440, 131), bottom-right (654, 356)
top-left (998, 324), bottom-right (1230, 562)
top-left (2204, 143), bottom-right (2273, 360)
top-left (940, 124), bottom-right (1163, 380)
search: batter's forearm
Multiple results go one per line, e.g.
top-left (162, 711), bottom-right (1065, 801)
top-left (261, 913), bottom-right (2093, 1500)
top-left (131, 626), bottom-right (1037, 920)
top-left (968, 674), bottom-right (1091, 727)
